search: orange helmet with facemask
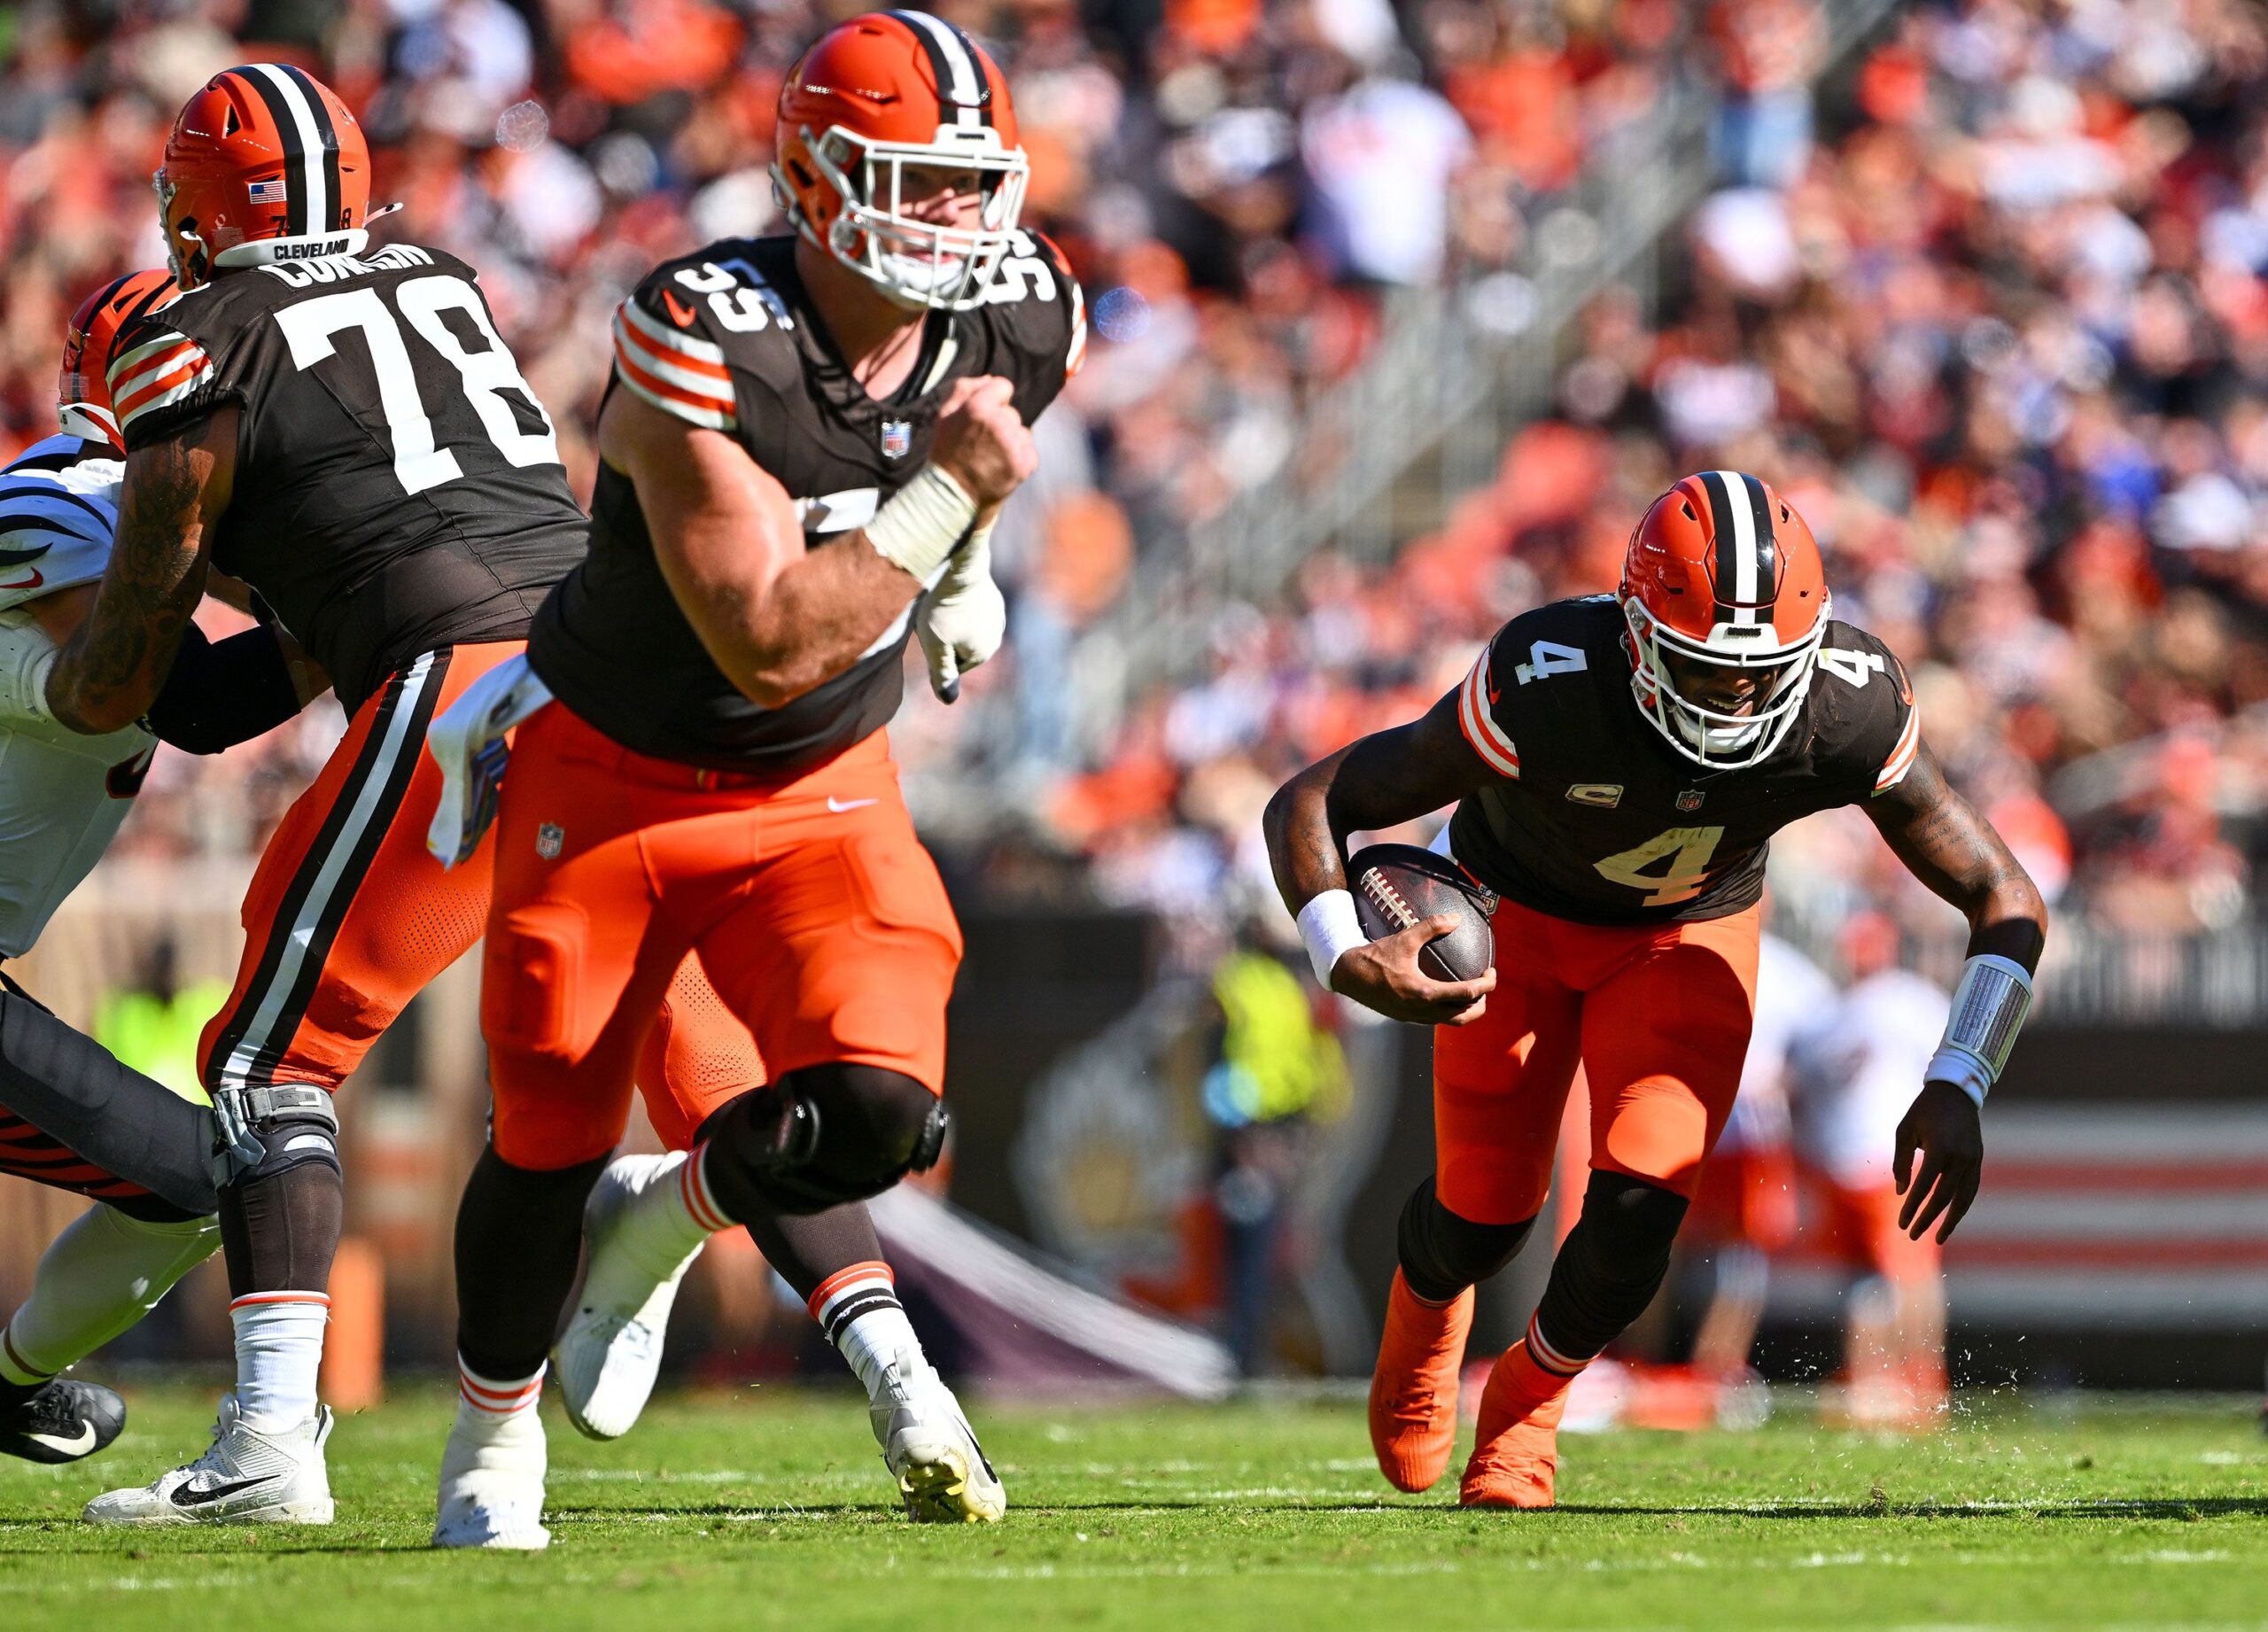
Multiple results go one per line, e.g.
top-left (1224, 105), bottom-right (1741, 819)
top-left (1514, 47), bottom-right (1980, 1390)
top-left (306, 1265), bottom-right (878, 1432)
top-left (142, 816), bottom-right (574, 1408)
top-left (58, 269), bottom-right (182, 451)
top-left (1619, 471), bottom-right (1831, 770)
top-left (772, 12), bottom-right (1029, 312)
top-left (155, 64), bottom-right (372, 287)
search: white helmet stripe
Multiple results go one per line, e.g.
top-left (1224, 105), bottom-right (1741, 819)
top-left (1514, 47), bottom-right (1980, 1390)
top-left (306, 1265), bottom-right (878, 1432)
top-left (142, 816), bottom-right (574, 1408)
top-left (891, 9), bottom-right (985, 130)
top-left (246, 63), bottom-right (330, 237)
top-left (1713, 467), bottom-right (1759, 624)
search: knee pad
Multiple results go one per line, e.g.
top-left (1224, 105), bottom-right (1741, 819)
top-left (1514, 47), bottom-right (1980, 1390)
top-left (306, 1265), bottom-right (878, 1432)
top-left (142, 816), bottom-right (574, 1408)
top-left (703, 1066), bottom-right (946, 1217)
top-left (210, 1084), bottom-right (341, 1190)
top-left (1397, 1177), bottom-right (1535, 1303)
top-left (1580, 1170), bottom-right (1690, 1264)
top-left (1534, 1171), bottom-right (1691, 1364)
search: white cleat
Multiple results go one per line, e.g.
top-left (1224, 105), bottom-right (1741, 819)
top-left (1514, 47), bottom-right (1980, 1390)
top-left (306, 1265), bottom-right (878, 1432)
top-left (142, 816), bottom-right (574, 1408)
top-left (555, 1153), bottom-right (706, 1442)
top-left (432, 1403), bottom-right (550, 1550)
top-left (874, 1363), bottom-right (1006, 1524)
top-left (84, 1396), bottom-right (334, 1527)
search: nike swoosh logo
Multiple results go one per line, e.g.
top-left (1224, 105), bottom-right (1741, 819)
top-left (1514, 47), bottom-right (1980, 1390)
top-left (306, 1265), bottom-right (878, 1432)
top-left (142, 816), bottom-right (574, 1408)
top-left (827, 797), bottom-right (878, 813)
top-left (661, 290), bottom-right (698, 327)
top-left (26, 1425), bottom-right (94, 1456)
top-left (0, 570), bottom-right (43, 592)
top-left (171, 1474), bottom-right (276, 1508)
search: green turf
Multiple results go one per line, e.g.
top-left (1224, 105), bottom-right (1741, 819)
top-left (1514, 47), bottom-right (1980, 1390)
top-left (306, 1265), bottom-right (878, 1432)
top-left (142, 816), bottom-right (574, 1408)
top-left (1, 1383), bottom-right (2264, 1630)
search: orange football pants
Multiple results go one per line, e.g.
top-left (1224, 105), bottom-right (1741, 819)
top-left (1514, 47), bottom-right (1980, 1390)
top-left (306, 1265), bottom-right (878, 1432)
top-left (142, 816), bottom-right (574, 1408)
top-left (198, 641), bottom-right (757, 1134)
top-left (1432, 895), bottom-right (1761, 1225)
top-left (481, 703), bottom-right (960, 1170)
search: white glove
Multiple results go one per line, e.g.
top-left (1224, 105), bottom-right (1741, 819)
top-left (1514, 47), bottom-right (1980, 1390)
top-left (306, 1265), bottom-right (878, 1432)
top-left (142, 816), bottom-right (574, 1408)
top-left (917, 525), bottom-right (1006, 703)
top-left (0, 617), bottom-right (60, 730)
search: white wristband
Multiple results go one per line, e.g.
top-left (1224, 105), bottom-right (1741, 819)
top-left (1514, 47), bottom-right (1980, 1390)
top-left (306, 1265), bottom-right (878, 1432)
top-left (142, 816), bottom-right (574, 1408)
top-left (866, 463), bottom-right (978, 583)
top-left (1928, 952), bottom-right (2035, 1111)
top-left (1925, 1045), bottom-right (1991, 1110)
top-left (1297, 890), bottom-right (1368, 988)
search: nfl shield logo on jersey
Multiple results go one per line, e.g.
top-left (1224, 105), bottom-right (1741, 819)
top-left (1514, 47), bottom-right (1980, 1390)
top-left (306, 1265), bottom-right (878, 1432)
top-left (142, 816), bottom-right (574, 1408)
top-left (536, 823), bottom-right (565, 859)
top-left (1677, 789), bottom-right (1706, 812)
top-left (881, 420), bottom-right (913, 459)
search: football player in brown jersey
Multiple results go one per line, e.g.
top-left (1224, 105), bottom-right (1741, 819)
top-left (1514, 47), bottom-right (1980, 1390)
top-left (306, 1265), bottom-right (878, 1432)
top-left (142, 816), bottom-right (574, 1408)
top-left (430, 12), bottom-right (1083, 1547)
top-left (40, 67), bottom-right (761, 1529)
top-left (1264, 473), bottom-right (2047, 1508)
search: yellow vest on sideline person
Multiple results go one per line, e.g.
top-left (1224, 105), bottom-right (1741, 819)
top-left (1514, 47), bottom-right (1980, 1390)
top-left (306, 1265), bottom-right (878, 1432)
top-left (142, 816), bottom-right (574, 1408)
top-left (94, 979), bottom-right (229, 1106)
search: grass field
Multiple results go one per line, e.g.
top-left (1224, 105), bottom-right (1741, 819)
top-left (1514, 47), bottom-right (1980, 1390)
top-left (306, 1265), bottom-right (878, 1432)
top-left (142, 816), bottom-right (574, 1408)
top-left (2, 1383), bottom-right (2264, 1630)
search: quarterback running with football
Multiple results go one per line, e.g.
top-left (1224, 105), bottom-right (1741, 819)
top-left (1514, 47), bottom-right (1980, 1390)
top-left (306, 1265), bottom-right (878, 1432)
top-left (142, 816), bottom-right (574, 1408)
top-left (1264, 473), bottom-right (2047, 1506)
top-left (429, 11), bottom-right (1080, 1548)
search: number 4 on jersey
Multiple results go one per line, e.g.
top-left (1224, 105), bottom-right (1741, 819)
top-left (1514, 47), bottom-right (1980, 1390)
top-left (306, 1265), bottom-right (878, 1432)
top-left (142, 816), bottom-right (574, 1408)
top-left (1816, 648), bottom-right (1887, 688)
top-left (1593, 825), bottom-right (1725, 907)
top-left (1515, 641), bottom-right (1588, 686)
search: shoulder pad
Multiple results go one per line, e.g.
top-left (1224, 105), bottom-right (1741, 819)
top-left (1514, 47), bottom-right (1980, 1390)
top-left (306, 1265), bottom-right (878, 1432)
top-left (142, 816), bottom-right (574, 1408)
top-left (107, 311), bottom-right (221, 447)
top-left (612, 242), bottom-right (804, 432)
top-left (971, 231), bottom-right (1086, 405)
top-left (1813, 621), bottom-right (1920, 795)
top-left (3, 435), bottom-right (105, 478)
top-left (0, 468), bottom-right (115, 611)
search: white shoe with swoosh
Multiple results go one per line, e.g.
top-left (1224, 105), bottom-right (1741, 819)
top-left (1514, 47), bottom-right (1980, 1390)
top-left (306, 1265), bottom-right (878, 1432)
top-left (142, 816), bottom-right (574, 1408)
top-left (83, 1395), bottom-right (335, 1526)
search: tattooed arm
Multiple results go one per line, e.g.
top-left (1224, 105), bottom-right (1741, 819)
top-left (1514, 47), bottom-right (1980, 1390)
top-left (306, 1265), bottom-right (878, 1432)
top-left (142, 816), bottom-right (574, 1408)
top-left (1865, 738), bottom-right (2049, 1242)
top-left (44, 408), bottom-right (237, 736)
top-left (1262, 687), bottom-right (1499, 1025)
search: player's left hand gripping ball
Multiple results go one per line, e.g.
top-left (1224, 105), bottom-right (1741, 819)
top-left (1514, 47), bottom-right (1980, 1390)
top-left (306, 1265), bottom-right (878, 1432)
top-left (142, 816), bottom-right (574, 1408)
top-left (919, 530), bottom-right (1006, 703)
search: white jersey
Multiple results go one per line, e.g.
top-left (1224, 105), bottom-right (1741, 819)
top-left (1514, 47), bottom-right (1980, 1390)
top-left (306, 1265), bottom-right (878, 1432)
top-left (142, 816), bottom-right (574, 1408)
top-left (0, 437), bottom-right (154, 958)
top-left (1719, 933), bottom-right (1835, 1154)
top-left (1791, 967), bottom-right (1950, 1186)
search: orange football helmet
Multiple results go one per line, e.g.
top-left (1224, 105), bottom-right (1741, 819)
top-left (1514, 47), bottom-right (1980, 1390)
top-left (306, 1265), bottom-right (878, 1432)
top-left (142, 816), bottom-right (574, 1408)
top-left (58, 269), bottom-right (181, 450)
top-left (1619, 471), bottom-right (1831, 769)
top-left (155, 64), bottom-right (372, 286)
top-left (773, 12), bottom-right (1029, 311)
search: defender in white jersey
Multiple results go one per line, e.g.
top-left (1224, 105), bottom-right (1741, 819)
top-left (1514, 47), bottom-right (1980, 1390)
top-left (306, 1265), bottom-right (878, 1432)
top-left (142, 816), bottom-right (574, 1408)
top-left (1790, 913), bottom-right (1953, 1425)
top-left (0, 272), bottom-right (315, 1473)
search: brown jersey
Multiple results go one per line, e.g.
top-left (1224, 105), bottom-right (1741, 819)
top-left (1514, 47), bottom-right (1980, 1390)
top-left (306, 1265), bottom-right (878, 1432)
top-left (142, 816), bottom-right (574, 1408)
top-left (1444, 595), bottom-right (1920, 923)
top-left (108, 244), bottom-right (586, 713)
top-left (529, 232), bottom-right (1085, 773)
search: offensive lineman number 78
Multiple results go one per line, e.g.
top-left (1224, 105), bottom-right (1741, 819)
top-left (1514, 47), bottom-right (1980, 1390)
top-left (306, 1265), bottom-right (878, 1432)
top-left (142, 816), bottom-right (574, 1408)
top-left (272, 276), bottom-right (563, 494)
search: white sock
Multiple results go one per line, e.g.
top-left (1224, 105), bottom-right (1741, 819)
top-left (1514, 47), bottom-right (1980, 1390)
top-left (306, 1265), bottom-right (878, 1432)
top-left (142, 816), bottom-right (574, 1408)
top-left (439, 1356), bottom-right (548, 1542)
top-left (808, 1262), bottom-right (926, 1401)
top-left (446, 1357), bottom-right (548, 1478)
top-left (591, 1147), bottom-right (730, 1303)
top-left (230, 1294), bottom-right (330, 1430)
top-left (455, 1356), bottom-right (545, 1432)
top-left (1, 1208), bottom-right (219, 1383)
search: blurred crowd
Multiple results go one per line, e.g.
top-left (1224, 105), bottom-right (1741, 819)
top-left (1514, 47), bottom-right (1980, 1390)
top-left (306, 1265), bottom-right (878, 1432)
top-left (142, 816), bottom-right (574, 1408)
top-left (1035, 0), bottom-right (2268, 951)
top-left (6, 1), bottom-right (2265, 947)
top-left (0, 0), bottom-right (1718, 868)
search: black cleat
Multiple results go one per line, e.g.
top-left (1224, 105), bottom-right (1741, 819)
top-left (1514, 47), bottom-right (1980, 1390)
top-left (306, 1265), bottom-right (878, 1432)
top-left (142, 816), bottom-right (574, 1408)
top-left (0, 1379), bottom-right (127, 1465)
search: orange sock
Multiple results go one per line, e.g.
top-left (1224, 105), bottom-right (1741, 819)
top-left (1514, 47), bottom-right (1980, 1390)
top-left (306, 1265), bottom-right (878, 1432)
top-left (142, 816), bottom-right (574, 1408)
top-left (1460, 1329), bottom-right (1577, 1510)
top-left (1368, 1270), bottom-right (1474, 1493)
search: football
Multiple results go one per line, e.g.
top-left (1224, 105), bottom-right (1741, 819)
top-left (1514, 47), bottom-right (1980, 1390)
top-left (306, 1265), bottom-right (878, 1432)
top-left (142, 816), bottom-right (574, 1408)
top-left (1346, 843), bottom-right (1499, 983)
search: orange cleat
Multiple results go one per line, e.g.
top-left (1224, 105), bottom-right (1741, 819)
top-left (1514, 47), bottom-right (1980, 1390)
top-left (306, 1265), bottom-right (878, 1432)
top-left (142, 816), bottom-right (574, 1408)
top-left (1459, 1340), bottom-right (1573, 1509)
top-left (1368, 1270), bottom-right (1474, 1492)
